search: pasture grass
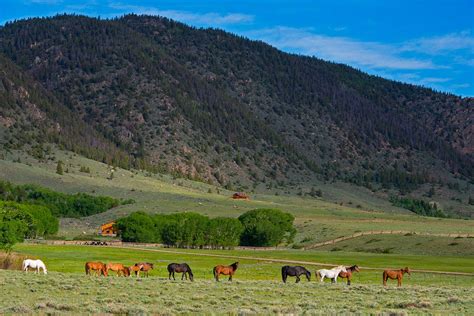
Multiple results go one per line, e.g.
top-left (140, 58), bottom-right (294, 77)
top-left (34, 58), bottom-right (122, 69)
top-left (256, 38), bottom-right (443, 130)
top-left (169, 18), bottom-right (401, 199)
top-left (0, 270), bottom-right (472, 314)
top-left (12, 244), bottom-right (474, 285)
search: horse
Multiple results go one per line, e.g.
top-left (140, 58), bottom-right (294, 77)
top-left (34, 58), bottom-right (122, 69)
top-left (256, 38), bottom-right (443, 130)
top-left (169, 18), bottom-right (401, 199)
top-left (281, 266), bottom-right (311, 283)
top-left (337, 265), bottom-right (360, 285)
top-left (22, 259), bottom-right (47, 274)
top-left (168, 263), bottom-right (194, 281)
top-left (316, 265), bottom-right (347, 283)
top-left (128, 264), bottom-right (144, 277)
top-left (85, 262), bottom-right (108, 276)
top-left (383, 267), bottom-right (410, 287)
top-left (135, 262), bottom-right (154, 277)
top-left (105, 263), bottom-right (130, 277)
top-left (213, 262), bottom-right (239, 281)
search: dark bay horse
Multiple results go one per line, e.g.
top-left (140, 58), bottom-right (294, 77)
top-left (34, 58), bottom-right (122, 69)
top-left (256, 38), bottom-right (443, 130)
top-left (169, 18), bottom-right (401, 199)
top-left (383, 267), bottom-right (410, 287)
top-left (282, 266), bottom-right (311, 283)
top-left (337, 265), bottom-right (360, 285)
top-left (168, 263), bottom-right (194, 281)
top-left (213, 262), bottom-right (239, 281)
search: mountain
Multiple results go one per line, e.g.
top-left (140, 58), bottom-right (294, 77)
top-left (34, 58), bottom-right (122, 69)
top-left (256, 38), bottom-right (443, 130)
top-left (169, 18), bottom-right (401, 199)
top-left (0, 14), bottom-right (472, 212)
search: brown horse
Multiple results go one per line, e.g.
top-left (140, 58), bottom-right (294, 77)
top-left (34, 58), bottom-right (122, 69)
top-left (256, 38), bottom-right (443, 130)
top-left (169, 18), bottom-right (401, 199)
top-left (213, 262), bottom-right (239, 281)
top-left (85, 262), bottom-right (108, 276)
top-left (136, 262), bottom-right (154, 277)
top-left (383, 267), bottom-right (410, 287)
top-left (338, 265), bottom-right (360, 285)
top-left (106, 263), bottom-right (130, 277)
top-left (128, 264), bottom-right (144, 277)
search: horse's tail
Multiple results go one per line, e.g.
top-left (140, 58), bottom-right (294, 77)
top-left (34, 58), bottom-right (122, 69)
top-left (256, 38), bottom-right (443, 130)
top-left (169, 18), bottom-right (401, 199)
top-left (213, 266), bottom-right (217, 279)
top-left (22, 260), bottom-right (27, 271)
top-left (281, 266), bottom-right (286, 282)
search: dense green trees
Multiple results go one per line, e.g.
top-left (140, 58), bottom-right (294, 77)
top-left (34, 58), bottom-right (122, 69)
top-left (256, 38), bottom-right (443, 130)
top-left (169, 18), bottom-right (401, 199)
top-left (0, 180), bottom-right (120, 217)
top-left (0, 201), bottom-right (58, 251)
top-left (238, 209), bottom-right (296, 247)
top-left (116, 208), bottom-right (295, 247)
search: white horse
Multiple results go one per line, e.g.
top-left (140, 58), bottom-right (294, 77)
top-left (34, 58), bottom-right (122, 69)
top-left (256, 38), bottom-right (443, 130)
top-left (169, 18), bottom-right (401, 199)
top-left (22, 259), bottom-right (48, 274)
top-left (316, 265), bottom-right (346, 283)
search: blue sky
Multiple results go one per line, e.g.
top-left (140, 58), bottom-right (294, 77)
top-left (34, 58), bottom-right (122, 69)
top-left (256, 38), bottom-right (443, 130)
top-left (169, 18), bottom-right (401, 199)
top-left (1, 0), bottom-right (473, 96)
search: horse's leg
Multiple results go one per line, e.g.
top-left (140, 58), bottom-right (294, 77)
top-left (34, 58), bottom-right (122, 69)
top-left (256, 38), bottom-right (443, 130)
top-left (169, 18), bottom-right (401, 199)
top-left (347, 276), bottom-right (351, 286)
top-left (229, 273), bottom-right (232, 282)
top-left (398, 275), bottom-right (402, 287)
top-left (296, 275), bottom-right (300, 283)
top-left (168, 271), bottom-right (171, 280)
top-left (173, 271), bottom-right (176, 280)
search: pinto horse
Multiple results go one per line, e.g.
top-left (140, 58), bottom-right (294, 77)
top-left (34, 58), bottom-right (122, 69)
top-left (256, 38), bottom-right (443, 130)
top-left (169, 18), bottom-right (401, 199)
top-left (105, 263), bottom-right (130, 277)
top-left (337, 265), bottom-right (360, 285)
top-left (316, 265), bottom-right (347, 283)
top-left (281, 266), bottom-right (311, 283)
top-left (213, 262), bottom-right (239, 281)
top-left (383, 267), bottom-right (410, 287)
top-left (22, 259), bottom-right (47, 274)
top-left (85, 262), bottom-right (108, 276)
top-left (168, 263), bottom-right (194, 281)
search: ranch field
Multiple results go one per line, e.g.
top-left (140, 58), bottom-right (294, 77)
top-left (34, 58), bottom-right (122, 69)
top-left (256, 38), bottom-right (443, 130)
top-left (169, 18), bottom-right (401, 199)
top-left (1, 244), bottom-right (473, 314)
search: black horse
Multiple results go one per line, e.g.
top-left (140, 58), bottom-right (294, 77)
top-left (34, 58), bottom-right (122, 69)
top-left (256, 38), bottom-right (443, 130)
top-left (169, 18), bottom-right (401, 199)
top-left (282, 266), bottom-right (311, 283)
top-left (167, 263), bottom-right (194, 281)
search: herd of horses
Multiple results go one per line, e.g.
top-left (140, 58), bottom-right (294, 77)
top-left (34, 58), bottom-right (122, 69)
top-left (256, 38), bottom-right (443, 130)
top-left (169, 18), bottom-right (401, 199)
top-left (22, 259), bottom-right (411, 286)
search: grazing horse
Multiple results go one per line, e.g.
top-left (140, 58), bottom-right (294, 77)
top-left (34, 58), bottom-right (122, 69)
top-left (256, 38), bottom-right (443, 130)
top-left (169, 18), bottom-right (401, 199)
top-left (337, 265), bottom-right (360, 285)
top-left (168, 263), bottom-right (194, 281)
top-left (281, 266), bottom-right (311, 283)
top-left (316, 266), bottom-right (347, 283)
top-left (105, 263), bottom-right (130, 277)
top-left (135, 262), bottom-right (154, 277)
top-left (383, 267), bottom-right (410, 287)
top-left (128, 264), bottom-right (144, 277)
top-left (213, 262), bottom-right (239, 281)
top-left (22, 259), bottom-right (47, 274)
top-left (85, 262), bottom-right (108, 276)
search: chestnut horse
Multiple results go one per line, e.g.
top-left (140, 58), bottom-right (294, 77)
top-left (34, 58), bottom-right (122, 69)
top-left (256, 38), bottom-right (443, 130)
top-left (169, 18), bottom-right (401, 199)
top-left (213, 262), bottom-right (239, 281)
top-left (383, 267), bottom-right (410, 287)
top-left (85, 262), bottom-right (108, 276)
top-left (128, 264), bottom-right (144, 277)
top-left (106, 263), bottom-right (130, 277)
top-left (337, 265), bottom-right (360, 285)
top-left (168, 263), bottom-right (194, 281)
top-left (136, 262), bottom-right (154, 277)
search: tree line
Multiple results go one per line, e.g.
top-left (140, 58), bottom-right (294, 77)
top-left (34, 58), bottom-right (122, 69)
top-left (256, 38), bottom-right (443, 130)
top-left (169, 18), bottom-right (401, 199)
top-left (389, 196), bottom-right (447, 218)
top-left (0, 180), bottom-right (126, 217)
top-left (116, 208), bottom-right (296, 248)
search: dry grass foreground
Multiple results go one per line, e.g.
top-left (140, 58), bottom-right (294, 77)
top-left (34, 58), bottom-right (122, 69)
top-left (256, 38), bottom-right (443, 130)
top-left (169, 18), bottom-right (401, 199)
top-left (0, 270), bottom-right (472, 314)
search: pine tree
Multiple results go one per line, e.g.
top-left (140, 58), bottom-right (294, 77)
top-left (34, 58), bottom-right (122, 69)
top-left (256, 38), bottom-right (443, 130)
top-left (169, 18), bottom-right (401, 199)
top-left (56, 161), bottom-right (64, 175)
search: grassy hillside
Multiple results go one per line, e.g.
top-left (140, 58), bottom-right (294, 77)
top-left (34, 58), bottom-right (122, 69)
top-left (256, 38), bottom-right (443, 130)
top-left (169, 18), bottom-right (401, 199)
top-left (0, 15), bottom-right (472, 219)
top-left (0, 149), bottom-right (473, 255)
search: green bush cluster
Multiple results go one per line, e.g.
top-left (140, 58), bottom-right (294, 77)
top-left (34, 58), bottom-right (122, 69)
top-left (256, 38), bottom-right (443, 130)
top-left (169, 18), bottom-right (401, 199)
top-left (0, 180), bottom-right (120, 217)
top-left (116, 208), bottom-right (296, 248)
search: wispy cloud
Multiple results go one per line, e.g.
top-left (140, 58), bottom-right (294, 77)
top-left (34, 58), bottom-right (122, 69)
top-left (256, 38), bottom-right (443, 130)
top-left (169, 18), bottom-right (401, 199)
top-left (402, 31), bottom-right (474, 55)
top-left (109, 3), bottom-right (254, 26)
top-left (246, 27), bottom-right (438, 70)
top-left (27, 0), bottom-right (63, 4)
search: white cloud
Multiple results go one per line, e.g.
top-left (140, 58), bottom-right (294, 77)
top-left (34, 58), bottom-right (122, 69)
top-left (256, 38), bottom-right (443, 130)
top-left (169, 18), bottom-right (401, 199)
top-left (108, 3), bottom-right (254, 26)
top-left (247, 27), bottom-right (438, 70)
top-left (28, 0), bottom-right (62, 4)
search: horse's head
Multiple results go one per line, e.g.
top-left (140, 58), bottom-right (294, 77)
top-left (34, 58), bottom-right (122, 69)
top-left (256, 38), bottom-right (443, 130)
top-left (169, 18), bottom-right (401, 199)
top-left (232, 262), bottom-right (239, 269)
top-left (306, 270), bottom-right (311, 281)
top-left (403, 267), bottom-right (411, 275)
top-left (353, 265), bottom-right (360, 272)
top-left (189, 270), bottom-right (194, 281)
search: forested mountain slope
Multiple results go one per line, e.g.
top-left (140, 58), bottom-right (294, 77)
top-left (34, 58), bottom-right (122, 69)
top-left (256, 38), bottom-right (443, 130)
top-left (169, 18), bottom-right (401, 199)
top-left (0, 14), bottom-right (472, 204)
